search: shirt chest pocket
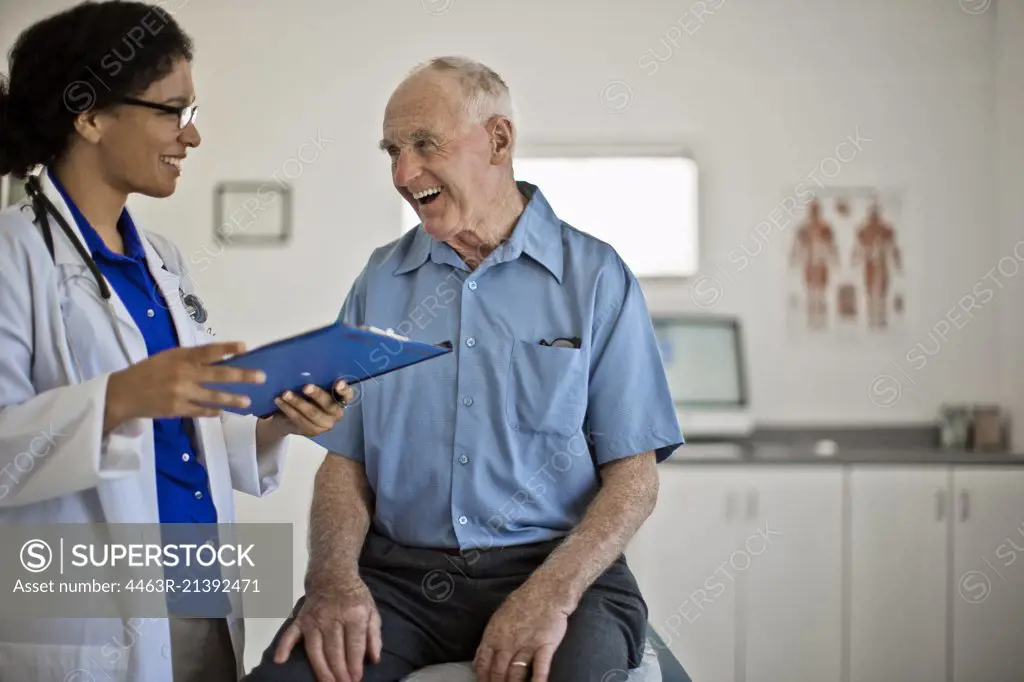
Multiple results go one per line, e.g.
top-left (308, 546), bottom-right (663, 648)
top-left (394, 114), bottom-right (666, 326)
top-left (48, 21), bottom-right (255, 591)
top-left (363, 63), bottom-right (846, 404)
top-left (505, 339), bottom-right (587, 437)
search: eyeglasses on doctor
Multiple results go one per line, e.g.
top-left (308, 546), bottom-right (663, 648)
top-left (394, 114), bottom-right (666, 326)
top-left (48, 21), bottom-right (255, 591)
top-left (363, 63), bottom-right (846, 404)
top-left (119, 96), bottom-right (198, 130)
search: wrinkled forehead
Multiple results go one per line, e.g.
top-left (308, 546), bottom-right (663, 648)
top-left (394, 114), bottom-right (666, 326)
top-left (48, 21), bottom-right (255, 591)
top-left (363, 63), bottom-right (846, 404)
top-left (382, 73), bottom-right (467, 144)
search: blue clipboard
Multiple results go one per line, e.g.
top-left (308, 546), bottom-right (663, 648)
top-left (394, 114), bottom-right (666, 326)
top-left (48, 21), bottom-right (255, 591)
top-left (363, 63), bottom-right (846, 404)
top-left (204, 322), bottom-right (452, 418)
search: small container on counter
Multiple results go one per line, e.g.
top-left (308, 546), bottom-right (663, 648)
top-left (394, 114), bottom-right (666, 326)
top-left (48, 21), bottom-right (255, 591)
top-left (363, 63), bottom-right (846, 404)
top-left (971, 405), bottom-right (1005, 452)
top-left (939, 405), bottom-right (972, 450)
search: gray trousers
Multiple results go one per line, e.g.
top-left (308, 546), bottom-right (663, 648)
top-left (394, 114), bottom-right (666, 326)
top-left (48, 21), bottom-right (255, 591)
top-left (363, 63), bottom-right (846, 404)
top-left (244, 530), bottom-right (648, 682)
top-left (169, 617), bottom-right (236, 682)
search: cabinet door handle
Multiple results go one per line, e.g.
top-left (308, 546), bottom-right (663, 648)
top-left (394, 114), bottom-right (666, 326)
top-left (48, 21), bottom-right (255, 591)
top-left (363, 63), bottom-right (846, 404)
top-left (746, 489), bottom-right (759, 520)
top-left (935, 490), bottom-right (946, 521)
top-left (725, 491), bottom-right (737, 521)
top-left (960, 489), bottom-right (969, 522)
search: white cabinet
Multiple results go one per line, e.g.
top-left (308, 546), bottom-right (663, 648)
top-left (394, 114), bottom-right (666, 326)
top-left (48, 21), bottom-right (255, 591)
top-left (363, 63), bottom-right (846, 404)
top-left (739, 469), bottom-right (844, 682)
top-left (628, 466), bottom-right (742, 682)
top-left (848, 467), bottom-right (949, 682)
top-left (629, 466), bottom-right (843, 682)
top-left (629, 461), bottom-right (1024, 682)
top-left (952, 467), bottom-right (1024, 682)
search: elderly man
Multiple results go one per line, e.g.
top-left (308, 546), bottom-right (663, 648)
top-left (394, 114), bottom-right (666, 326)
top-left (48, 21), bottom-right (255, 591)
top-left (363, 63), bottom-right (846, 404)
top-left (245, 56), bottom-right (683, 682)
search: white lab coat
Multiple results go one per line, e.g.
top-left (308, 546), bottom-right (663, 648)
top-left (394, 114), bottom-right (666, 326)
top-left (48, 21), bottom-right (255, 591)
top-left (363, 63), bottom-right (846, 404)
top-left (0, 170), bottom-right (288, 682)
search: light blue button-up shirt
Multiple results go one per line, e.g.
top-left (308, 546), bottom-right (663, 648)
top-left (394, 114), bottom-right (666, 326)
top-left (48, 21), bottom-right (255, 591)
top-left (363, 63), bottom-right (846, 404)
top-left (315, 182), bottom-right (684, 549)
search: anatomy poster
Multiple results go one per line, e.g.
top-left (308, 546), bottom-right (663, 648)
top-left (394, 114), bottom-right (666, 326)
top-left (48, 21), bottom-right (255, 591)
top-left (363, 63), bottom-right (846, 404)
top-left (786, 187), bottom-right (905, 340)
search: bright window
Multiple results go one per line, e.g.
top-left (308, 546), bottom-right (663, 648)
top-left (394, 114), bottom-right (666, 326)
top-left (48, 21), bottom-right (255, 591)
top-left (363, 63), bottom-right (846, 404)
top-left (400, 153), bottom-right (699, 278)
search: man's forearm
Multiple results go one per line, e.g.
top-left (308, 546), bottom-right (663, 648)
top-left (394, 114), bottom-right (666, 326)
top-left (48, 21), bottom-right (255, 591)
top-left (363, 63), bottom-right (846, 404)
top-left (305, 453), bottom-right (374, 592)
top-left (526, 451), bottom-right (658, 611)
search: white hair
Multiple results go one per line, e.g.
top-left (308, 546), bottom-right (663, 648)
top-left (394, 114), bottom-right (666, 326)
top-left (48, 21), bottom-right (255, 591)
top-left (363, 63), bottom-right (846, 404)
top-left (406, 56), bottom-right (515, 127)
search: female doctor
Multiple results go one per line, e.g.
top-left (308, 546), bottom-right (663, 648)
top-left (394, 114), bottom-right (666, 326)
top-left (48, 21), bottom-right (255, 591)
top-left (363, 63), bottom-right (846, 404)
top-left (0, 3), bottom-right (353, 682)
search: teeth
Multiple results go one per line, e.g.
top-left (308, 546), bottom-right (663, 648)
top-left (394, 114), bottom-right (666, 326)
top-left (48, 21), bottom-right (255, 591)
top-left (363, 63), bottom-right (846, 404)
top-left (412, 186), bottom-right (443, 200)
top-left (161, 156), bottom-right (183, 170)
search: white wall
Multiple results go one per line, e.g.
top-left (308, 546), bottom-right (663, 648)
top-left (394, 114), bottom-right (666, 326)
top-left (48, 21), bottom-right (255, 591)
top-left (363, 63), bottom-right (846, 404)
top-left (1, 0), bottom-right (1017, 671)
top-left (995, 1), bottom-right (1024, 448)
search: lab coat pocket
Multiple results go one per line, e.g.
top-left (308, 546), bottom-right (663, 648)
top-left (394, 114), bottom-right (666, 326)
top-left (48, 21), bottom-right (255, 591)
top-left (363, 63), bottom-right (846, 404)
top-left (505, 339), bottom-right (587, 436)
top-left (0, 641), bottom-right (128, 682)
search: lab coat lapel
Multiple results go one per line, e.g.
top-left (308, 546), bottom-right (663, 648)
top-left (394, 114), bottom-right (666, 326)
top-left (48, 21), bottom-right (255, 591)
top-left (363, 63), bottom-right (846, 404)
top-left (140, 230), bottom-right (237, 523)
top-left (138, 230), bottom-right (195, 349)
top-left (37, 171), bottom-right (149, 366)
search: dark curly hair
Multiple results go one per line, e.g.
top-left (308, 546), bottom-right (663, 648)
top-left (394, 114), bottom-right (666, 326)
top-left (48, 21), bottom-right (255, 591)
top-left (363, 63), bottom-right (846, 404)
top-left (0, 1), bottom-right (194, 178)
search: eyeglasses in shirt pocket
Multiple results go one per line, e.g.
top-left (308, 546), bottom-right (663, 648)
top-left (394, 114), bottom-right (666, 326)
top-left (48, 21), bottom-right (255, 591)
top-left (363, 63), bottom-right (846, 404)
top-left (505, 338), bottom-right (587, 436)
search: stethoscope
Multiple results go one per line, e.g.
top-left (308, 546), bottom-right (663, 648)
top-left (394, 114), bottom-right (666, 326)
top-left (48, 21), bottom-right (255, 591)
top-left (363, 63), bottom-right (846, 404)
top-left (23, 173), bottom-right (209, 377)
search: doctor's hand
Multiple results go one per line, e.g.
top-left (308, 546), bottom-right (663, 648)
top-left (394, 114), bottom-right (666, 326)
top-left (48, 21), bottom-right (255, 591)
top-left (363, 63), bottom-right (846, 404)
top-left (262, 380), bottom-right (354, 438)
top-left (274, 578), bottom-right (382, 682)
top-left (104, 341), bottom-right (265, 433)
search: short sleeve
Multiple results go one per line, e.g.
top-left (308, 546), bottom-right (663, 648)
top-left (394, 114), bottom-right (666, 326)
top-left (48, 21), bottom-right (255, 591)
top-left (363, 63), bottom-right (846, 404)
top-left (311, 268), bottom-right (368, 461)
top-left (586, 258), bottom-right (684, 464)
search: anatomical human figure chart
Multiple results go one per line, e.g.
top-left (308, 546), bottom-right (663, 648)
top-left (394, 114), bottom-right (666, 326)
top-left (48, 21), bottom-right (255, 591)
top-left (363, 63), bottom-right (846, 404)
top-left (787, 187), bottom-right (905, 339)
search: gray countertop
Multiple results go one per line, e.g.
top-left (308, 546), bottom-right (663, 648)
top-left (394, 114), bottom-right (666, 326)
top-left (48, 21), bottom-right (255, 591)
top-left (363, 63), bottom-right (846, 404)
top-left (664, 442), bottom-right (1024, 466)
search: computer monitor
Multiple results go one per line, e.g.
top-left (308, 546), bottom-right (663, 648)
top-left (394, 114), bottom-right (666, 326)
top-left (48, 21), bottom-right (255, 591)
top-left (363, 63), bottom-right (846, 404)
top-left (651, 315), bottom-right (753, 439)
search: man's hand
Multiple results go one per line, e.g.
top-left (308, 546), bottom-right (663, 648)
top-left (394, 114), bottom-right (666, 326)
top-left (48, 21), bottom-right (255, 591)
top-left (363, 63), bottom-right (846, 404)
top-left (273, 580), bottom-right (382, 682)
top-left (473, 580), bottom-right (571, 682)
top-left (260, 380), bottom-right (355, 440)
top-left (472, 452), bottom-right (659, 682)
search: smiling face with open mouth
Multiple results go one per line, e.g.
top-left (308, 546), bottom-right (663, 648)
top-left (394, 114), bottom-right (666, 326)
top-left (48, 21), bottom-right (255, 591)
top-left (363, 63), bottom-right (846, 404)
top-left (380, 69), bottom-right (506, 243)
top-left (93, 57), bottom-right (201, 199)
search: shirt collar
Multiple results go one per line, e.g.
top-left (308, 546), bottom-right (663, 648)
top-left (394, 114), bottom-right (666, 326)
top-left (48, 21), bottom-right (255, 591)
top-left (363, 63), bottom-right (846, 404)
top-left (47, 168), bottom-right (147, 263)
top-left (393, 181), bottom-right (564, 282)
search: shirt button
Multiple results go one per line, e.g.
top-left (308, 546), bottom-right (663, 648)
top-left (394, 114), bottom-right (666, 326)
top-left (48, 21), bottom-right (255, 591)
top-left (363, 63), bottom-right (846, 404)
top-left (459, 454), bottom-right (469, 465)
top-left (146, 309), bottom-right (155, 318)
top-left (465, 337), bottom-right (476, 348)
top-left (194, 491), bottom-right (203, 500)
top-left (458, 516), bottom-right (468, 525)
top-left (181, 452), bottom-right (190, 463)
top-left (467, 281), bottom-right (478, 291)
top-left (462, 396), bottom-right (473, 407)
